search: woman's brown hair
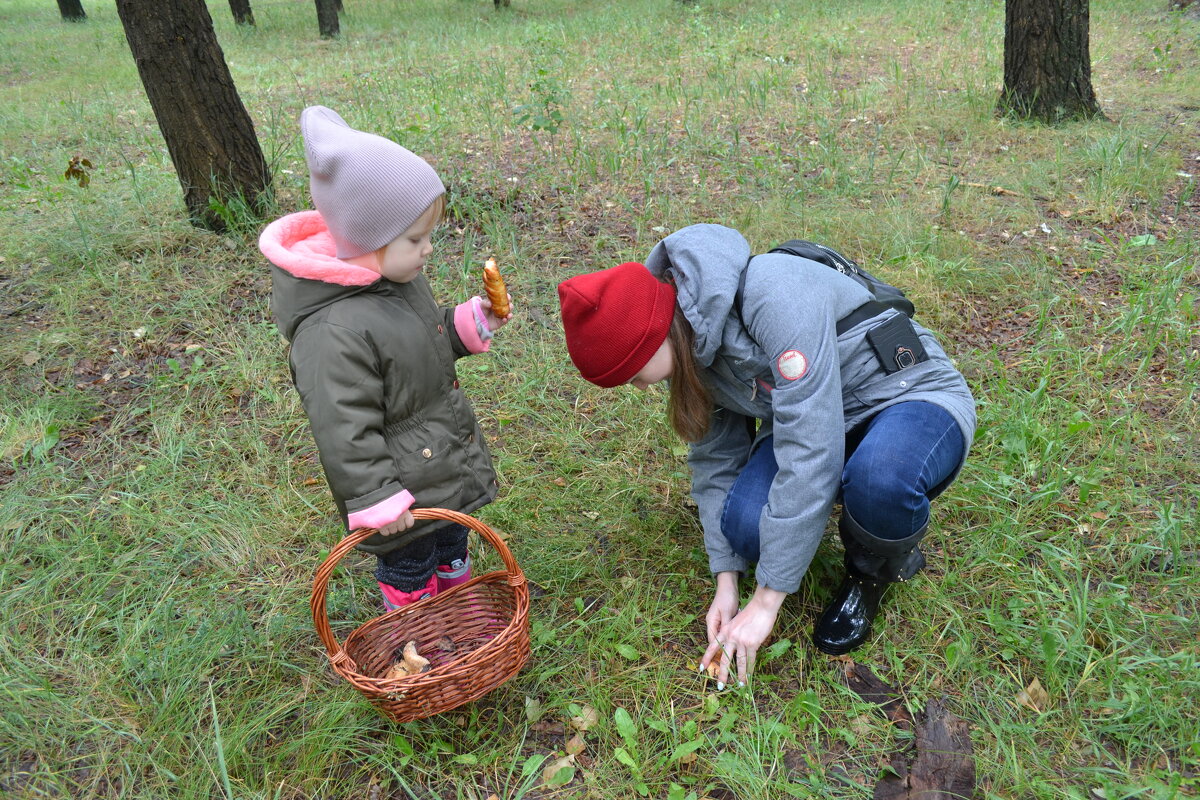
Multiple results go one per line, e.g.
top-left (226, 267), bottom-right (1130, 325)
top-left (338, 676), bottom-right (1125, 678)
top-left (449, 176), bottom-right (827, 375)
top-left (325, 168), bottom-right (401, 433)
top-left (666, 308), bottom-right (712, 442)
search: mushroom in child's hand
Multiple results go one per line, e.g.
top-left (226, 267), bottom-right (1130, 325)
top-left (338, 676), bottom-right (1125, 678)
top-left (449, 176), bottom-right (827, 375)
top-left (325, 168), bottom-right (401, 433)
top-left (482, 258), bottom-right (511, 317)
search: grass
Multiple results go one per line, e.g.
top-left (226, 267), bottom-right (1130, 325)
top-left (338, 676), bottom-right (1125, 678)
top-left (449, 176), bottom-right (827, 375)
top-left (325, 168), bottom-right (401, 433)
top-left (1, 0), bottom-right (1197, 797)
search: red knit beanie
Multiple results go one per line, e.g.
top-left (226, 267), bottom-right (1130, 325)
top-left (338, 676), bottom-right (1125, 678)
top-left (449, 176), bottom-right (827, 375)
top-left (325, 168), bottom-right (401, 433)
top-left (558, 262), bottom-right (677, 388)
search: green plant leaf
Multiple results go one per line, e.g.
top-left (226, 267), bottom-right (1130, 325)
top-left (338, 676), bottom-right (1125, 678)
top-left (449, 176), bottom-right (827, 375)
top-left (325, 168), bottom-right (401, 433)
top-left (614, 746), bottom-right (637, 768)
top-left (614, 706), bottom-right (638, 745)
top-left (520, 754), bottom-right (546, 777)
top-left (760, 637), bottom-right (792, 663)
top-left (616, 643), bottom-right (640, 660)
top-left (669, 738), bottom-right (706, 762)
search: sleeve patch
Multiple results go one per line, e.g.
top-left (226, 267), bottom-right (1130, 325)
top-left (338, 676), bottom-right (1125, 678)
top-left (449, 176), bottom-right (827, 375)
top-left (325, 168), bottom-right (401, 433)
top-left (776, 350), bottom-right (809, 381)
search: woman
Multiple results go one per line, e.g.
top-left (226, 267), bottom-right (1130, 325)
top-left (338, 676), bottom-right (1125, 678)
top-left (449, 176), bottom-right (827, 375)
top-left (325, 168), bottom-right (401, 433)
top-left (557, 224), bottom-right (975, 687)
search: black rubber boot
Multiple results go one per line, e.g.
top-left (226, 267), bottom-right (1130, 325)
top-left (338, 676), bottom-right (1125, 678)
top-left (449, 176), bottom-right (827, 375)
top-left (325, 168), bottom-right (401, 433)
top-left (812, 566), bottom-right (889, 655)
top-left (812, 511), bottom-right (927, 655)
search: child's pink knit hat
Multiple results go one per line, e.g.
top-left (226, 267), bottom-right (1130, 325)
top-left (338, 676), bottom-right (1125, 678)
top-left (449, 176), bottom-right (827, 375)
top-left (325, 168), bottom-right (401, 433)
top-left (300, 105), bottom-right (444, 259)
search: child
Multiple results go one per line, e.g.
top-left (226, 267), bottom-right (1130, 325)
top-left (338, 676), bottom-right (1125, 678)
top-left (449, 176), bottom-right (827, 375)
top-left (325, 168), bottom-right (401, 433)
top-left (259, 106), bottom-right (511, 610)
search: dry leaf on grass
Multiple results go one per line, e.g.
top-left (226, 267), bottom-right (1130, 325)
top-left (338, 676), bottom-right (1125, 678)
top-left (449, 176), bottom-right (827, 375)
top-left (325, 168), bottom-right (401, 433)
top-left (1015, 677), bottom-right (1050, 712)
top-left (541, 754), bottom-right (576, 787)
top-left (565, 733), bottom-right (586, 755)
top-left (570, 705), bottom-right (599, 731)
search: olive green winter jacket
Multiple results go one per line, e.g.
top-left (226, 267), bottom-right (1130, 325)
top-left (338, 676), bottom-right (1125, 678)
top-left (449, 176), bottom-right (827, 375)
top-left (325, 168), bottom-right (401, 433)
top-left (260, 211), bottom-right (498, 555)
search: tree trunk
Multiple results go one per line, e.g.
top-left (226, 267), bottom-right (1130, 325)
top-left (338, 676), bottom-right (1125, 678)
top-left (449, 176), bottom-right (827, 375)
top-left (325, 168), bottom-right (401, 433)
top-left (229, 0), bottom-right (255, 26)
top-left (57, 0), bottom-right (87, 21)
top-left (315, 0), bottom-right (340, 38)
top-left (115, 0), bottom-right (271, 231)
top-left (997, 0), bottom-right (1103, 122)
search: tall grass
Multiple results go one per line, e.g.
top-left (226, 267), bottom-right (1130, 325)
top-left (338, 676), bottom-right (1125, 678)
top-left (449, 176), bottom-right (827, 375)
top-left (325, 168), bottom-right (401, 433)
top-left (1, 0), bottom-right (1197, 797)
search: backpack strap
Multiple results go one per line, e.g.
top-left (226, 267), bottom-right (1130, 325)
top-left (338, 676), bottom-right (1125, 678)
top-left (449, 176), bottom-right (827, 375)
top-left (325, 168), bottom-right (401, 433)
top-left (735, 268), bottom-right (889, 337)
top-left (835, 300), bottom-right (889, 335)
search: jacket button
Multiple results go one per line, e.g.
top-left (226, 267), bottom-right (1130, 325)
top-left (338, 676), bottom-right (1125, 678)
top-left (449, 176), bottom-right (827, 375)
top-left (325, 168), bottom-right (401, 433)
top-left (422, 448), bottom-right (433, 458)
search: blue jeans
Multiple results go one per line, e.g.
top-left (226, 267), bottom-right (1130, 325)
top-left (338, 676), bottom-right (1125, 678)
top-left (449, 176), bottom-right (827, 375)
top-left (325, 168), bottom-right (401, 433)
top-left (719, 402), bottom-right (965, 562)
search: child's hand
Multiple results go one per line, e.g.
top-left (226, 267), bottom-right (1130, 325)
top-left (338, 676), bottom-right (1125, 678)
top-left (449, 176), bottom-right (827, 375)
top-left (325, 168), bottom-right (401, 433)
top-left (480, 294), bottom-right (513, 330)
top-left (377, 510), bottom-right (416, 537)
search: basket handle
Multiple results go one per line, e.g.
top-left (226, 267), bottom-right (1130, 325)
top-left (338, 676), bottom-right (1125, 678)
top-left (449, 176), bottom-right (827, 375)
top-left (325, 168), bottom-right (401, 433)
top-left (310, 508), bottom-right (524, 663)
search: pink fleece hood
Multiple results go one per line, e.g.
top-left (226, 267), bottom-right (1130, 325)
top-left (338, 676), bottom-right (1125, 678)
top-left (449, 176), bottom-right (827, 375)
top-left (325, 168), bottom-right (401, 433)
top-left (259, 210), bottom-right (381, 287)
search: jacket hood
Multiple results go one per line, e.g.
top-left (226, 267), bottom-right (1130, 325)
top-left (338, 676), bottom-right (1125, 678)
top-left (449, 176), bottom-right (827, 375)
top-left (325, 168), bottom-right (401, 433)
top-left (644, 224), bottom-right (751, 366)
top-left (259, 211), bottom-right (381, 341)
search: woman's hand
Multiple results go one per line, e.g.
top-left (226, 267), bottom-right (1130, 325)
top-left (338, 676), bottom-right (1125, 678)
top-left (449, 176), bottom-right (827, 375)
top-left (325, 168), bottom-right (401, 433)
top-left (376, 510), bottom-right (415, 537)
top-left (699, 572), bottom-right (741, 686)
top-left (701, 582), bottom-right (787, 687)
top-left (480, 294), bottom-right (513, 330)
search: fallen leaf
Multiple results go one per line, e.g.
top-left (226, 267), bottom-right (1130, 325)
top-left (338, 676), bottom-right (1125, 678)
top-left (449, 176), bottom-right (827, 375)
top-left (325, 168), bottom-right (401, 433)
top-left (530, 721), bottom-right (565, 734)
top-left (541, 754), bottom-right (575, 787)
top-left (565, 733), bottom-right (586, 755)
top-left (570, 705), bottom-right (599, 732)
top-left (22, 352), bottom-right (40, 366)
top-left (1015, 677), bottom-right (1050, 712)
top-left (524, 696), bottom-right (544, 724)
top-left (906, 697), bottom-right (976, 798)
top-left (553, 477), bottom-right (567, 487)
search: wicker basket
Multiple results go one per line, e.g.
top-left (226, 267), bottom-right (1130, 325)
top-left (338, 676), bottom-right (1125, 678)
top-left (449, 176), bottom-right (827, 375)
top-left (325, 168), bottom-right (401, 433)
top-left (311, 508), bottom-right (531, 723)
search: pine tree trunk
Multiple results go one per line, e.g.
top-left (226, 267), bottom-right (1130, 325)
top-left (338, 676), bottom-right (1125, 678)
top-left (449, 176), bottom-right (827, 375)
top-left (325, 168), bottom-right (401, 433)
top-left (229, 0), bottom-right (255, 26)
top-left (315, 0), bottom-right (340, 38)
top-left (997, 0), bottom-right (1103, 122)
top-left (57, 0), bottom-right (87, 21)
top-left (115, 0), bottom-right (271, 231)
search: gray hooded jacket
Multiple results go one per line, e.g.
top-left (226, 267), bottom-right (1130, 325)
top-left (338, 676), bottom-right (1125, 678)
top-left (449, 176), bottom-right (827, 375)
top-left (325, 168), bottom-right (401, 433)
top-left (645, 224), bottom-right (976, 594)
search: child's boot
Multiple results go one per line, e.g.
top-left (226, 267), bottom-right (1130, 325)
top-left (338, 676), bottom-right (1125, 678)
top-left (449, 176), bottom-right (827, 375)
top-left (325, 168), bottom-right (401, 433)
top-left (379, 573), bottom-right (438, 612)
top-left (435, 556), bottom-right (472, 592)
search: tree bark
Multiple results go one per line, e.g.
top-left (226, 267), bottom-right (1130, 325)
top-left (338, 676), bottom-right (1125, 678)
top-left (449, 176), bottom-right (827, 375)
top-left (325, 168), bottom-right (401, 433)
top-left (229, 0), bottom-right (255, 26)
top-left (997, 0), bottom-right (1103, 122)
top-left (57, 0), bottom-right (87, 21)
top-left (115, 0), bottom-right (271, 231)
top-left (315, 0), bottom-right (340, 38)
